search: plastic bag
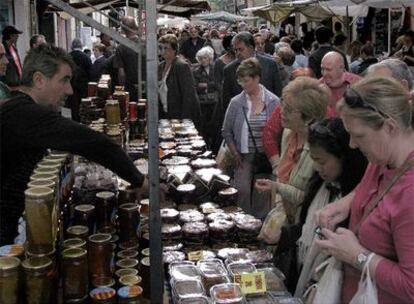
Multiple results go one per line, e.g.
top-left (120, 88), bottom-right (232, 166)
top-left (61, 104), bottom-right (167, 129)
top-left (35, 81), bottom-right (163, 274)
top-left (216, 141), bottom-right (234, 176)
top-left (258, 203), bottom-right (287, 244)
top-left (349, 253), bottom-right (378, 304)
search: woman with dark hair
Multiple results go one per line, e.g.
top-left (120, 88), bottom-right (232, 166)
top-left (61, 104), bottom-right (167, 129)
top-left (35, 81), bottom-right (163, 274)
top-left (213, 34), bottom-right (236, 90)
top-left (264, 118), bottom-right (368, 293)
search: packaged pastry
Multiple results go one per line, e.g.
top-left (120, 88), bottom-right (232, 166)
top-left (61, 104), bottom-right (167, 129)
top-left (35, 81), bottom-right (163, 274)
top-left (217, 248), bottom-right (249, 261)
top-left (227, 261), bottom-right (257, 281)
top-left (163, 250), bottom-right (186, 264)
top-left (210, 283), bottom-right (244, 304)
top-left (169, 263), bottom-right (200, 282)
top-left (160, 208), bottom-right (179, 223)
top-left (161, 224), bottom-right (182, 240)
top-left (172, 279), bottom-right (205, 302)
top-left (197, 259), bottom-right (229, 295)
top-left (206, 212), bottom-right (232, 222)
top-left (179, 210), bottom-right (205, 223)
top-left (246, 250), bottom-right (273, 263)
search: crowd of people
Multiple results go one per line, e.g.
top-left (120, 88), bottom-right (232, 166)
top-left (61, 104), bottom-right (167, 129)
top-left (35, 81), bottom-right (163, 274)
top-left (0, 16), bottom-right (414, 304)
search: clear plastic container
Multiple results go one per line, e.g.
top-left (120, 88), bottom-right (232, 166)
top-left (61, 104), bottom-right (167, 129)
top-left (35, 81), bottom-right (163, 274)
top-left (255, 265), bottom-right (287, 293)
top-left (227, 261), bottom-right (256, 281)
top-left (172, 279), bottom-right (205, 302)
top-left (169, 263), bottom-right (200, 282)
top-left (246, 293), bottom-right (276, 303)
top-left (197, 259), bottom-right (229, 296)
top-left (210, 283), bottom-right (244, 304)
top-left (178, 296), bottom-right (210, 304)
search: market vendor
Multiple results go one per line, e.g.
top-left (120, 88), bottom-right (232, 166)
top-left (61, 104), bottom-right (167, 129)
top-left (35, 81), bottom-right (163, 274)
top-left (0, 44), bottom-right (148, 245)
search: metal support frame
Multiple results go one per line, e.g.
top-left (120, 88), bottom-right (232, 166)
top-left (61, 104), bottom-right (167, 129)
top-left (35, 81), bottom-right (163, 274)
top-left (46, 0), bottom-right (140, 53)
top-left (145, 0), bottom-right (163, 302)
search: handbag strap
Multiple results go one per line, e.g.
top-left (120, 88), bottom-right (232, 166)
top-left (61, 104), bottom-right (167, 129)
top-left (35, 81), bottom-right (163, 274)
top-left (241, 106), bottom-right (259, 154)
top-left (354, 158), bottom-right (414, 236)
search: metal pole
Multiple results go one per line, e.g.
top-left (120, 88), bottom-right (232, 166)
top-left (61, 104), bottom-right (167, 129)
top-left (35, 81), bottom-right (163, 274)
top-left (138, 0), bottom-right (143, 99)
top-left (46, 0), bottom-right (139, 53)
top-left (145, 0), bottom-right (162, 303)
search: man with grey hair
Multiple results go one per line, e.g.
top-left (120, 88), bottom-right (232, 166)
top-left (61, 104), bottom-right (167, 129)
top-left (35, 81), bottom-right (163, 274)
top-left (366, 58), bottom-right (413, 91)
top-left (222, 31), bottom-right (282, 111)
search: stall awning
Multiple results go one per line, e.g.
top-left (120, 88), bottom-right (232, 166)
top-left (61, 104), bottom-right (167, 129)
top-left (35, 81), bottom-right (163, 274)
top-left (191, 11), bottom-right (258, 23)
top-left (46, 0), bottom-right (211, 18)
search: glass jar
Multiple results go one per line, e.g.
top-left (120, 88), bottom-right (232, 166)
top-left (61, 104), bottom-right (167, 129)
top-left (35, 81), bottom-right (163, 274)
top-left (115, 268), bottom-right (138, 282)
top-left (117, 285), bottom-right (143, 304)
top-left (105, 100), bottom-right (121, 125)
top-left (36, 161), bottom-right (62, 172)
top-left (118, 203), bottom-right (140, 242)
top-left (95, 192), bottom-right (116, 230)
top-left (0, 244), bottom-right (25, 260)
top-left (119, 274), bottom-right (142, 287)
top-left (24, 187), bottom-right (55, 254)
top-left (113, 91), bottom-right (128, 121)
top-left (27, 179), bottom-right (56, 190)
top-left (33, 166), bottom-right (59, 176)
top-left (92, 276), bottom-right (116, 289)
top-left (117, 249), bottom-right (139, 260)
top-left (61, 248), bottom-right (88, 301)
top-left (88, 234), bottom-right (112, 279)
top-left (97, 83), bottom-right (111, 100)
top-left (66, 225), bottom-right (89, 241)
top-left (74, 204), bottom-right (96, 234)
top-left (29, 173), bottom-right (57, 183)
top-left (22, 256), bottom-right (54, 304)
top-left (89, 287), bottom-right (116, 304)
top-left (62, 238), bottom-right (86, 250)
top-left (128, 102), bottom-right (137, 120)
top-left (0, 256), bottom-right (20, 304)
top-left (88, 82), bottom-right (98, 97)
top-left (116, 258), bottom-right (139, 270)
top-left (137, 100), bottom-right (146, 119)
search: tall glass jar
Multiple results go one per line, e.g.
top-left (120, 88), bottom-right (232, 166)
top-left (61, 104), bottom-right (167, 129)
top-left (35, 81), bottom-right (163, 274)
top-left (118, 203), bottom-right (140, 242)
top-left (74, 204), bottom-right (96, 233)
top-left (95, 192), bottom-right (116, 230)
top-left (105, 100), bottom-right (121, 125)
top-left (66, 225), bottom-right (89, 241)
top-left (24, 187), bottom-right (55, 254)
top-left (22, 256), bottom-right (54, 304)
top-left (61, 248), bottom-right (89, 301)
top-left (88, 233), bottom-right (112, 279)
top-left (62, 238), bottom-right (86, 250)
top-left (0, 256), bottom-right (20, 304)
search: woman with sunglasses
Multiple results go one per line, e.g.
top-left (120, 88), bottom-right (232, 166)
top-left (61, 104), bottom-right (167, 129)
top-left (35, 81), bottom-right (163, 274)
top-left (256, 77), bottom-right (329, 224)
top-left (158, 34), bottom-right (201, 128)
top-left (221, 57), bottom-right (279, 217)
top-left (315, 77), bottom-right (414, 303)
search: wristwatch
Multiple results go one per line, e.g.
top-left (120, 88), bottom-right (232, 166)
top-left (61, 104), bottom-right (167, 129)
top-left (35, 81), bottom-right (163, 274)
top-left (357, 250), bottom-right (372, 270)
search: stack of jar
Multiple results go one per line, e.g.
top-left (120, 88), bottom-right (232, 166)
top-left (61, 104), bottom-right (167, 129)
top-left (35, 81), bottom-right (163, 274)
top-left (128, 99), bottom-right (147, 141)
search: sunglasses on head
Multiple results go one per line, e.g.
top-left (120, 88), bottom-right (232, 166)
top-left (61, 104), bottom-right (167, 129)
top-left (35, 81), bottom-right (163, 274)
top-left (344, 88), bottom-right (389, 118)
top-left (309, 123), bottom-right (336, 139)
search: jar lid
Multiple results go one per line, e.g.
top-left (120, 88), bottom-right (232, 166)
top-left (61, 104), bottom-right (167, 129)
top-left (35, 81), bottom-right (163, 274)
top-left (119, 203), bottom-right (139, 212)
top-left (117, 285), bottom-right (143, 299)
top-left (27, 179), bottom-right (56, 189)
top-left (115, 268), bottom-right (138, 278)
top-left (37, 162), bottom-right (61, 170)
top-left (116, 258), bottom-right (139, 269)
top-left (92, 276), bottom-right (116, 288)
top-left (0, 244), bottom-right (24, 258)
top-left (141, 257), bottom-right (150, 266)
top-left (29, 173), bottom-right (57, 182)
top-left (89, 82), bottom-right (98, 85)
top-left (62, 248), bottom-right (87, 259)
top-left (89, 287), bottom-right (116, 300)
top-left (106, 99), bottom-right (119, 105)
top-left (67, 225), bottom-right (89, 235)
top-left (74, 204), bottom-right (95, 212)
top-left (24, 186), bottom-right (54, 199)
top-left (118, 240), bottom-right (139, 250)
top-left (88, 233), bottom-right (112, 243)
top-left (49, 150), bottom-right (68, 157)
top-left (33, 166), bottom-right (59, 175)
top-left (22, 256), bottom-right (52, 271)
top-left (0, 256), bottom-right (20, 271)
top-left (141, 248), bottom-right (150, 257)
top-left (117, 249), bottom-right (138, 259)
top-left (119, 274), bottom-right (142, 286)
top-left (62, 238), bottom-right (86, 249)
top-left (106, 129), bottom-right (121, 136)
top-left (96, 191), bottom-right (115, 200)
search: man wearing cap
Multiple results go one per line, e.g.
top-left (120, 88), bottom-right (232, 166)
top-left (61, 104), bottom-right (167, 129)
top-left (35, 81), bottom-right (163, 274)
top-left (1, 25), bottom-right (23, 90)
top-left (0, 42), bottom-right (11, 99)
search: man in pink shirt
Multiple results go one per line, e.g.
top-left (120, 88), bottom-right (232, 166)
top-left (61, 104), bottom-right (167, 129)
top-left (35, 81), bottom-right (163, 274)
top-left (319, 51), bottom-right (361, 115)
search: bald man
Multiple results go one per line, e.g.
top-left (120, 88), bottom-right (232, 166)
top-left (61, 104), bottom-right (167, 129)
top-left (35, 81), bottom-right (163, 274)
top-left (320, 51), bottom-right (361, 114)
top-left (0, 42), bottom-right (11, 99)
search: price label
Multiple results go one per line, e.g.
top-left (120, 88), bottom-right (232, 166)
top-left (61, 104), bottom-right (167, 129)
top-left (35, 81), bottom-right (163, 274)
top-left (234, 272), bottom-right (266, 294)
top-left (202, 207), bottom-right (217, 214)
top-left (188, 251), bottom-right (203, 261)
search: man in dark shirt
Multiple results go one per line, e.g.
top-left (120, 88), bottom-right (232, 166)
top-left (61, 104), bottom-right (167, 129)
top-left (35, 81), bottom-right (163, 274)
top-left (0, 44), bottom-right (147, 245)
top-left (179, 27), bottom-right (205, 64)
top-left (308, 26), bottom-right (349, 79)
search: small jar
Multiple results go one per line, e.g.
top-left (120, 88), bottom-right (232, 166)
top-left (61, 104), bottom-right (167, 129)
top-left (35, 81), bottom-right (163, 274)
top-left (61, 248), bottom-right (88, 301)
top-left (119, 241), bottom-right (139, 251)
top-left (119, 274), bottom-right (142, 287)
top-left (115, 268), bottom-right (138, 281)
top-left (27, 179), bottom-right (56, 190)
top-left (88, 82), bottom-right (98, 97)
top-left (128, 102), bottom-right (137, 120)
top-left (97, 83), bottom-right (111, 100)
top-left (0, 256), bottom-right (20, 304)
top-left (24, 187), bottom-right (55, 254)
top-left (0, 244), bottom-right (25, 260)
top-left (113, 91), bottom-right (128, 121)
top-left (117, 249), bottom-right (139, 260)
top-left (137, 100), bottom-right (146, 119)
top-left (117, 285), bottom-right (143, 304)
top-left (95, 191), bottom-right (116, 230)
top-left (62, 238), bottom-right (86, 250)
top-left (116, 258), bottom-right (139, 270)
top-left (89, 287), bottom-right (116, 304)
top-left (66, 225), bottom-right (89, 241)
top-left (22, 256), bottom-right (54, 304)
top-left (74, 204), bottom-right (96, 234)
top-left (29, 173), bottom-right (57, 183)
top-left (92, 276), bottom-right (116, 289)
top-left (141, 248), bottom-right (150, 258)
top-left (88, 234), bottom-right (113, 279)
top-left (118, 203), bottom-right (140, 242)
top-left (33, 166), bottom-right (59, 176)
top-left (105, 99), bottom-right (121, 125)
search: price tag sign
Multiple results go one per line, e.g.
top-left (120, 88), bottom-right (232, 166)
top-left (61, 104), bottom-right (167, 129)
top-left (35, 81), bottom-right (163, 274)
top-left (234, 272), bottom-right (267, 294)
top-left (202, 207), bottom-right (218, 214)
top-left (188, 251), bottom-right (203, 261)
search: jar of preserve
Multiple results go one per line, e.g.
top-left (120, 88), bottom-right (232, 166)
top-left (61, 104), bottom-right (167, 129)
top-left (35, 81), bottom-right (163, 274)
top-left (97, 83), bottom-right (111, 100)
top-left (118, 203), bottom-right (140, 242)
top-left (89, 287), bottom-right (116, 304)
top-left (88, 82), bottom-right (98, 97)
top-left (106, 127), bottom-right (123, 146)
top-left (0, 256), bottom-right (20, 304)
top-left (61, 248), bottom-right (88, 301)
top-left (92, 276), bottom-right (116, 289)
top-left (88, 233), bottom-right (112, 279)
top-left (27, 179), bottom-right (56, 191)
top-left (22, 256), bottom-right (54, 304)
top-left (105, 100), bottom-right (121, 125)
top-left (95, 192), bottom-right (116, 230)
top-left (117, 285), bottom-right (143, 304)
top-left (113, 91), bottom-right (128, 121)
top-left (116, 258), bottom-right (139, 270)
top-left (119, 274), bottom-right (142, 287)
top-left (62, 238), bottom-right (86, 250)
top-left (33, 166), bottom-right (59, 176)
top-left (66, 225), bottom-right (89, 241)
top-left (0, 244), bottom-right (25, 260)
top-left (24, 187), bottom-right (55, 254)
top-left (29, 172), bottom-right (57, 183)
top-left (74, 204), bottom-right (96, 234)
top-left (128, 102), bottom-right (137, 120)
top-left (115, 268), bottom-right (138, 282)
top-left (137, 100), bottom-right (146, 119)
top-left (117, 249), bottom-right (139, 260)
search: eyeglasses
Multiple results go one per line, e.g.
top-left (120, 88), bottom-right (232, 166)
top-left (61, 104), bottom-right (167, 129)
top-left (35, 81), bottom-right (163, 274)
top-left (343, 88), bottom-right (389, 118)
top-left (309, 123), bottom-right (336, 139)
